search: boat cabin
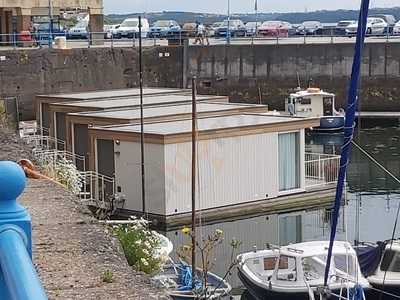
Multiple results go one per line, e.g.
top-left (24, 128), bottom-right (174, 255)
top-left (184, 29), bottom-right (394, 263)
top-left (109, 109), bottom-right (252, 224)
top-left (238, 241), bottom-right (369, 296)
top-left (286, 88), bottom-right (338, 118)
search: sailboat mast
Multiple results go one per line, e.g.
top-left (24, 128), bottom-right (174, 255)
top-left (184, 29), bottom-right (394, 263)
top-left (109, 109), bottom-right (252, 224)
top-left (191, 76), bottom-right (197, 289)
top-left (139, 16), bottom-right (146, 214)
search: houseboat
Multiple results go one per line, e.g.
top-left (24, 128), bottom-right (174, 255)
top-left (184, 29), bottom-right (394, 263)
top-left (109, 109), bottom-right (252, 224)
top-left (237, 241), bottom-right (370, 300)
top-left (286, 88), bottom-right (345, 131)
top-left (65, 102), bottom-right (268, 170)
top-left (88, 113), bottom-right (321, 227)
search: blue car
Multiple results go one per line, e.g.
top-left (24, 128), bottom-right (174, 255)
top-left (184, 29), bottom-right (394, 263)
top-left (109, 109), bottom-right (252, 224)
top-left (215, 19), bottom-right (246, 37)
top-left (149, 20), bottom-right (181, 38)
top-left (34, 23), bottom-right (66, 45)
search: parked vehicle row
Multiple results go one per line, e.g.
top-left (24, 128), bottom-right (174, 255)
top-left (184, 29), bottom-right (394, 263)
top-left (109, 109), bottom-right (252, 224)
top-left (61, 13), bottom-right (400, 41)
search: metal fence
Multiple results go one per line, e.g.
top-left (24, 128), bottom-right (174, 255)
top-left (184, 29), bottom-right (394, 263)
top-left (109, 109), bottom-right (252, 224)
top-left (305, 152), bottom-right (340, 188)
top-left (80, 171), bottom-right (116, 210)
top-left (1, 30), bottom-right (400, 50)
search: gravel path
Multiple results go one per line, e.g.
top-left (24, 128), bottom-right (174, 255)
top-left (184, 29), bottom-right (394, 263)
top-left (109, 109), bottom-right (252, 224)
top-left (1, 129), bottom-right (168, 299)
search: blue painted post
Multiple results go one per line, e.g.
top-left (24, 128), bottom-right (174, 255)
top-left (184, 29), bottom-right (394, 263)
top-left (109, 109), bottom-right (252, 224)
top-left (0, 161), bottom-right (47, 300)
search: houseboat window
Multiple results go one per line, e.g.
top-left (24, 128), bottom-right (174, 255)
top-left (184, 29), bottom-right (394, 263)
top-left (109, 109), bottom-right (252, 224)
top-left (299, 98), bottom-right (311, 105)
top-left (302, 255), bottom-right (326, 281)
top-left (278, 132), bottom-right (300, 192)
top-left (380, 249), bottom-right (400, 272)
top-left (276, 255), bottom-right (297, 281)
top-left (323, 97), bottom-right (334, 116)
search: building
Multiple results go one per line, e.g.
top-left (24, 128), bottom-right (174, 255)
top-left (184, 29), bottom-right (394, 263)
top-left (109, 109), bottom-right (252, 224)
top-left (47, 93), bottom-right (229, 147)
top-left (88, 113), bottom-right (321, 224)
top-left (66, 102), bottom-right (269, 170)
top-left (36, 87), bottom-right (190, 129)
top-left (0, 0), bottom-right (103, 40)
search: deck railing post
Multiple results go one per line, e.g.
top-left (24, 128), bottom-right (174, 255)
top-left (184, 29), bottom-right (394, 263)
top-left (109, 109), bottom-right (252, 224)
top-left (0, 161), bottom-right (47, 300)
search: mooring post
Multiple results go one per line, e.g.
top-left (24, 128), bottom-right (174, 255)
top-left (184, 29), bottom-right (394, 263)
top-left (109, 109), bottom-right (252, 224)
top-left (0, 161), bottom-right (47, 300)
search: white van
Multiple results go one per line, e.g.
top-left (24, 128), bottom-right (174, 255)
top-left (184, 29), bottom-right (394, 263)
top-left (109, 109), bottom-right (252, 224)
top-left (116, 18), bottom-right (149, 38)
top-left (67, 15), bottom-right (89, 39)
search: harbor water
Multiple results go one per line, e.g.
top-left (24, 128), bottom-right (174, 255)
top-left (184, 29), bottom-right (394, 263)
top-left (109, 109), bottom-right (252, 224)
top-left (164, 118), bottom-right (400, 292)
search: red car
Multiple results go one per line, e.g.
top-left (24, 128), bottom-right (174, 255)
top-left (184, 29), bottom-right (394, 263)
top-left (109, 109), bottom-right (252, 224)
top-left (258, 21), bottom-right (289, 37)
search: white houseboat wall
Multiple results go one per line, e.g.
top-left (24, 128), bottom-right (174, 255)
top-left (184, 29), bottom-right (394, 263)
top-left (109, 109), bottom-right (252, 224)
top-left (88, 114), bottom-right (320, 221)
top-left (36, 87), bottom-right (190, 130)
top-left (65, 102), bottom-right (269, 171)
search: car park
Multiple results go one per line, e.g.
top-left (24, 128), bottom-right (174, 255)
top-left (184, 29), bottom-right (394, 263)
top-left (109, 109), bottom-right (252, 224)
top-left (370, 14), bottom-right (396, 33)
top-left (394, 20), bottom-right (400, 35)
top-left (245, 21), bottom-right (262, 36)
top-left (67, 16), bottom-right (89, 39)
top-left (296, 21), bottom-right (323, 35)
top-left (215, 19), bottom-right (246, 37)
top-left (258, 21), bottom-right (289, 37)
top-left (116, 18), bottom-right (149, 38)
top-left (209, 22), bottom-right (223, 37)
top-left (149, 20), bottom-right (181, 38)
top-left (335, 20), bottom-right (356, 35)
top-left (35, 23), bottom-right (66, 44)
top-left (346, 17), bottom-right (388, 35)
top-left (281, 21), bottom-right (296, 36)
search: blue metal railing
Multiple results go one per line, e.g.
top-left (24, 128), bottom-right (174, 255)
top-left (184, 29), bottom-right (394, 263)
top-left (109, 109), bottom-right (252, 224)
top-left (0, 161), bottom-right (47, 300)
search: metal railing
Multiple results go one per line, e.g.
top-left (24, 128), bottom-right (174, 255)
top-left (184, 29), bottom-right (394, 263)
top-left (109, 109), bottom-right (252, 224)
top-left (23, 135), bottom-right (65, 151)
top-left (32, 149), bottom-right (85, 172)
top-left (80, 171), bottom-right (116, 209)
top-left (1, 30), bottom-right (400, 50)
top-left (305, 152), bottom-right (340, 188)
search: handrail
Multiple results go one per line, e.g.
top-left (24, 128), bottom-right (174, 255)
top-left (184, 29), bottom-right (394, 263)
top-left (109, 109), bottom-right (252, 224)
top-left (0, 161), bottom-right (47, 300)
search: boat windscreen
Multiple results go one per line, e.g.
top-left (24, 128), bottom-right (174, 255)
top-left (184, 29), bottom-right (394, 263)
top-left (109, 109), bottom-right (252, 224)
top-left (380, 249), bottom-right (400, 272)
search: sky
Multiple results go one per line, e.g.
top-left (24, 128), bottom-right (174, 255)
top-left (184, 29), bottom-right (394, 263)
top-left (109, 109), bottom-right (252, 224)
top-left (103, 0), bottom-right (398, 14)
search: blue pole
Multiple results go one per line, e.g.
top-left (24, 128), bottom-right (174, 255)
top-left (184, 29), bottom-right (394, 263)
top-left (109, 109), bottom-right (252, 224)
top-left (323, 0), bottom-right (370, 287)
top-left (0, 161), bottom-right (47, 300)
top-left (0, 227), bottom-right (47, 300)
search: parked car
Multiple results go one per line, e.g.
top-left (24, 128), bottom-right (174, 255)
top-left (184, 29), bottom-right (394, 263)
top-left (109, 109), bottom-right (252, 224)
top-left (67, 16), bottom-right (89, 39)
top-left (346, 17), bottom-right (388, 35)
top-left (394, 20), bottom-right (400, 35)
top-left (335, 20), bottom-right (357, 35)
top-left (370, 14), bottom-right (396, 33)
top-left (258, 21), bottom-right (289, 37)
top-left (34, 23), bottom-right (66, 44)
top-left (181, 23), bottom-right (197, 37)
top-left (281, 21), bottom-right (296, 36)
top-left (116, 18), bottom-right (149, 38)
top-left (104, 24), bottom-right (120, 39)
top-left (245, 21), bottom-right (262, 36)
top-left (208, 22), bottom-right (223, 37)
top-left (149, 20), bottom-right (181, 38)
top-left (215, 19), bottom-right (246, 37)
top-left (296, 21), bottom-right (323, 35)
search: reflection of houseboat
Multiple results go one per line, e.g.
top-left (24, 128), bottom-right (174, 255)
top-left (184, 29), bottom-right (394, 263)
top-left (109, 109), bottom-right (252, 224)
top-left (286, 88), bottom-right (345, 131)
top-left (237, 241), bottom-right (370, 300)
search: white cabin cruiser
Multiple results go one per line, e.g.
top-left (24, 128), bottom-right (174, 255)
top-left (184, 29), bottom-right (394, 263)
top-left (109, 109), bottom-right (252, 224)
top-left (237, 241), bottom-right (370, 300)
top-left (286, 88), bottom-right (345, 131)
top-left (363, 240), bottom-right (400, 299)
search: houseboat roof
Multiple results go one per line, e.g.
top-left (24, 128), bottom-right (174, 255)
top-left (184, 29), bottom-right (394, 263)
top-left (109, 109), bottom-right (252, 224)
top-left (67, 102), bottom-right (268, 121)
top-left (290, 88), bottom-right (335, 98)
top-left (38, 87), bottom-right (190, 100)
top-left (280, 241), bottom-right (356, 258)
top-left (50, 94), bottom-right (229, 111)
top-left (90, 113), bottom-right (319, 143)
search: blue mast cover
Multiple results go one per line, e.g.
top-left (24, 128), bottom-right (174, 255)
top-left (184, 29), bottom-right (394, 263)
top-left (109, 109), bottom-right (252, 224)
top-left (323, 0), bottom-right (370, 286)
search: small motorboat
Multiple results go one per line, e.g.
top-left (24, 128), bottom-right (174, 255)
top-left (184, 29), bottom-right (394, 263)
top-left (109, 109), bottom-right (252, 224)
top-left (237, 241), bottom-right (370, 300)
top-left (152, 261), bottom-right (232, 300)
top-left (286, 88), bottom-right (345, 132)
top-left (357, 240), bottom-right (400, 299)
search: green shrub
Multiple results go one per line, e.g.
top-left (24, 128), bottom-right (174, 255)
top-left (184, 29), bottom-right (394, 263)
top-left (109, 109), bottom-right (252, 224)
top-left (113, 217), bottom-right (163, 274)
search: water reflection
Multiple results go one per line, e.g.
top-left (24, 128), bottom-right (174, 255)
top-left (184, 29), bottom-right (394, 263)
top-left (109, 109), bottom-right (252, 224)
top-left (164, 119), bottom-right (400, 291)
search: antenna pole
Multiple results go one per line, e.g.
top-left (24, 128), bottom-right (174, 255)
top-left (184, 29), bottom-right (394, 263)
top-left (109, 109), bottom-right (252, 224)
top-left (191, 76), bottom-right (197, 289)
top-left (139, 15), bottom-right (146, 214)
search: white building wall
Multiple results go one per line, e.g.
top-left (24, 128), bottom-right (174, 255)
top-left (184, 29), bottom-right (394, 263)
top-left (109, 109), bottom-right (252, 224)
top-left (114, 141), bottom-right (166, 215)
top-left (164, 132), bottom-right (279, 215)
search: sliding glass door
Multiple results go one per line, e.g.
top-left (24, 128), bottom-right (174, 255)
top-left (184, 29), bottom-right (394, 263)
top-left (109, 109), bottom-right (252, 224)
top-left (279, 132), bottom-right (300, 192)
